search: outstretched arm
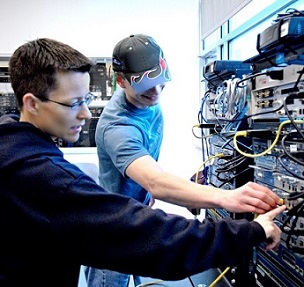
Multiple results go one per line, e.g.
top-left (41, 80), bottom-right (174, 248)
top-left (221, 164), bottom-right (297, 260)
top-left (126, 155), bottom-right (280, 214)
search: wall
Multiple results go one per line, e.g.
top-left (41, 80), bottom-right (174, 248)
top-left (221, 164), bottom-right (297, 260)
top-left (0, 0), bottom-right (202, 216)
top-left (200, 0), bottom-right (252, 39)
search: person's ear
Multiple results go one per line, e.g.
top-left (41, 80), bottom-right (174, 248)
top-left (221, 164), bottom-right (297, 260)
top-left (116, 74), bottom-right (127, 89)
top-left (23, 93), bottom-right (40, 115)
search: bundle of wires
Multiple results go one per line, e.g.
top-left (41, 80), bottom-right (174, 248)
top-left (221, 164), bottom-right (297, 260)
top-left (281, 193), bottom-right (304, 254)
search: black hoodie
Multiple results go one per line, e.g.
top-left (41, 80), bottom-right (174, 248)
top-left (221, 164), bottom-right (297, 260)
top-left (0, 114), bottom-right (266, 286)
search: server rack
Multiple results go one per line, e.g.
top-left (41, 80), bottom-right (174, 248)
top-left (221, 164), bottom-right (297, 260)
top-left (200, 10), bottom-right (304, 287)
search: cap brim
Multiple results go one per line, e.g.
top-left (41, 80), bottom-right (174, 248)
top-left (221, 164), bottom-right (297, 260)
top-left (124, 63), bottom-right (171, 94)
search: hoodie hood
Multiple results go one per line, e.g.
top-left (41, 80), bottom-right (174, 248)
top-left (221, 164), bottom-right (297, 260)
top-left (0, 114), bottom-right (62, 170)
top-left (0, 114), bottom-right (20, 124)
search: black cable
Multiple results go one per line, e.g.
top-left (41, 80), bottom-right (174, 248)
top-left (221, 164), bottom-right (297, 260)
top-left (209, 116), bottom-right (254, 153)
top-left (216, 153), bottom-right (244, 167)
top-left (216, 156), bottom-right (247, 173)
top-left (278, 8), bottom-right (304, 20)
top-left (281, 133), bottom-right (304, 166)
top-left (288, 191), bottom-right (304, 201)
top-left (236, 70), bottom-right (284, 88)
top-left (201, 74), bottom-right (219, 91)
top-left (292, 68), bottom-right (304, 91)
top-left (236, 72), bottom-right (266, 89)
top-left (188, 277), bottom-right (196, 287)
top-left (283, 93), bottom-right (304, 140)
top-left (239, 104), bottom-right (284, 121)
top-left (218, 167), bottom-right (252, 188)
top-left (281, 199), bottom-right (304, 252)
top-left (278, 154), bottom-right (304, 181)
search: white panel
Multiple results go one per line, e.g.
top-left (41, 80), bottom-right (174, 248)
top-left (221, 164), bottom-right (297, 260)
top-left (201, 0), bottom-right (252, 39)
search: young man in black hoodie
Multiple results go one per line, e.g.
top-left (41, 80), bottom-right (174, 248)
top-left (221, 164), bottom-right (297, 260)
top-left (0, 38), bottom-right (285, 286)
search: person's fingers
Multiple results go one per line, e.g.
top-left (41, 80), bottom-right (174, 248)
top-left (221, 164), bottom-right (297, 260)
top-left (264, 205), bottom-right (286, 220)
top-left (264, 224), bottom-right (282, 251)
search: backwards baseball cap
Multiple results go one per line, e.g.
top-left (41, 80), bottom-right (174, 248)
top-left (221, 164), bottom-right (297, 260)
top-left (112, 34), bottom-right (171, 94)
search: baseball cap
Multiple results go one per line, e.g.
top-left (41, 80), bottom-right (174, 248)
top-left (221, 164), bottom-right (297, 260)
top-left (112, 34), bottom-right (171, 94)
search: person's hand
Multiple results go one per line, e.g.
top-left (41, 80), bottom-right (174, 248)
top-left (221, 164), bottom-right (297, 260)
top-left (254, 205), bottom-right (286, 250)
top-left (220, 181), bottom-right (281, 214)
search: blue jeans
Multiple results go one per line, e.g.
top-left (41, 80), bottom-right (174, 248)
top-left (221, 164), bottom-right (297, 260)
top-left (84, 266), bottom-right (142, 287)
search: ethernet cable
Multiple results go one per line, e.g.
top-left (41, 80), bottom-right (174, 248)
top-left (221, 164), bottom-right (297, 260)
top-left (209, 267), bottom-right (230, 287)
top-left (195, 153), bottom-right (225, 183)
top-left (218, 167), bottom-right (252, 188)
top-left (233, 120), bottom-right (304, 158)
top-left (281, 195), bottom-right (304, 253)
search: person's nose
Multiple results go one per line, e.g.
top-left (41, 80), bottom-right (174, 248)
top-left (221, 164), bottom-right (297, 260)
top-left (78, 103), bottom-right (92, 119)
top-left (146, 85), bottom-right (162, 95)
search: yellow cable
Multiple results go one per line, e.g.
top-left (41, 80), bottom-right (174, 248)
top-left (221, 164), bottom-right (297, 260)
top-left (135, 279), bottom-right (164, 287)
top-left (195, 153), bottom-right (225, 183)
top-left (233, 120), bottom-right (304, 158)
top-left (209, 267), bottom-right (230, 287)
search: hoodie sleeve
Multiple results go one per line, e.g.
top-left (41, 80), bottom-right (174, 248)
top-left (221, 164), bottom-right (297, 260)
top-left (5, 150), bottom-right (266, 281)
top-left (48, 175), bottom-right (266, 280)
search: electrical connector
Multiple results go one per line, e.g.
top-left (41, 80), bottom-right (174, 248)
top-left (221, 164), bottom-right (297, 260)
top-left (245, 129), bottom-right (274, 138)
top-left (196, 123), bottom-right (217, 129)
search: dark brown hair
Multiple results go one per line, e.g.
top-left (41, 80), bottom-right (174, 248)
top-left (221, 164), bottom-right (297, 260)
top-left (9, 38), bottom-right (93, 108)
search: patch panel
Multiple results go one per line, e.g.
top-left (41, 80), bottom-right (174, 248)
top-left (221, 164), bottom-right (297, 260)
top-left (255, 246), bottom-right (304, 287)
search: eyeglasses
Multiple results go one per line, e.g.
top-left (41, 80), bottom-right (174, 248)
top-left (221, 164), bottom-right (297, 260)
top-left (35, 92), bottom-right (95, 110)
